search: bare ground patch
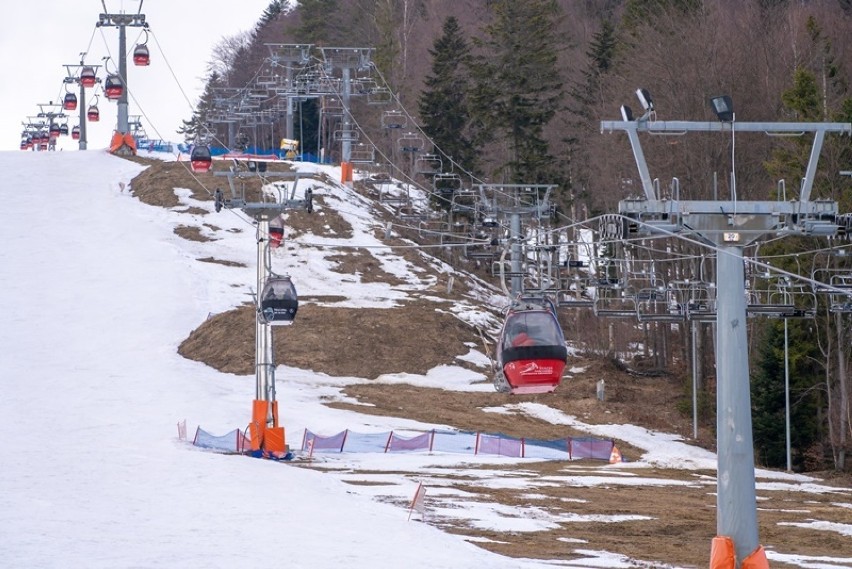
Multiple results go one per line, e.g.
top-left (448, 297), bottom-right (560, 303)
top-left (197, 256), bottom-right (246, 268)
top-left (174, 225), bottom-right (213, 242)
top-left (179, 300), bottom-right (485, 379)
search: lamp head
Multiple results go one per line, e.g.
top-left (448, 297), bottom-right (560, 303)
top-left (636, 88), bottom-right (654, 111)
top-left (710, 95), bottom-right (734, 122)
top-left (620, 105), bottom-right (634, 121)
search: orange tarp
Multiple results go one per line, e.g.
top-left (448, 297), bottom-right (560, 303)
top-left (742, 546), bottom-right (769, 569)
top-left (248, 422), bottom-right (262, 451)
top-left (710, 536), bottom-right (735, 569)
top-left (250, 400), bottom-right (269, 451)
top-left (109, 132), bottom-right (137, 155)
top-left (263, 427), bottom-right (287, 453)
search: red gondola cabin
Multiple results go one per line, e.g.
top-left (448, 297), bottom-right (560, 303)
top-left (72, 125), bottom-right (81, 140)
top-left (80, 66), bottom-right (97, 88)
top-left (269, 215), bottom-right (284, 248)
top-left (189, 145), bottom-right (213, 173)
top-left (63, 93), bottom-right (78, 111)
top-left (87, 105), bottom-right (100, 122)
top-left (494, 297), bottom-right (568, 394)
top-left (133, 44), bottom-right (150, 66)
top-left (104, 74), bottom-right (123, 100)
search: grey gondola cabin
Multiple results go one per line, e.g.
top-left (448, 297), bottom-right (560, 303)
top-left (259, 277), bottom-right (298, 325)
top-left (190, 145), bottom-right (212, 173)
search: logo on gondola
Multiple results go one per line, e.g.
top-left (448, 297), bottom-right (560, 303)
top-left (519, 362), bottom-right (554, 376)
top-left (262, 307), bottom-right (276, 321)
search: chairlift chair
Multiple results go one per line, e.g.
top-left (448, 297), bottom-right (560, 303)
top-left (367, 86), bottom-right (393, 105)
top-left (414, 153), bottom-right (442, 176)
top-left (494, 296), bottom-right (568, 394)
top-left (258, 276), bottom-right (298, 325)
top-left (381, 110), bottom-right (406, 129)
top-left (593, 287), bottom-right (638, 318)
top-left (635, 287), bottom-right (686, 323)
top-left (433, 173), bottom-right (463, 197)
top-left (811, 268), bottom-right (852, 313)
top-left (397, 134), bottom-right (423, 154)
top-left (189, 145), bottom-right (213, 173)
top-left (349, 144), bottom-right (375, 164)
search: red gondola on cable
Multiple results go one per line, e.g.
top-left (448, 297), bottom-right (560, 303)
top-left (20, 138), bottom-right (28, 150)
top-left (80, 66), bottom-right (97, 89)
top-left (493, 296), bottom-right (568, 394)
top-left (49, 124), bottom-right (61, 139)
top-left (189, 145), bottom-right (212, 173)
top-left (258, 276), bottom-right (298, 326)
top-left (87, 105), bottom-right (100, 122)
top-left (133, 43), bottom-right (150, 66)
top-left (104, 74), bottom-right (123, 100)
top-left (72, 125), bottom-right (81, 140)
top-left (63, 92), bottom-right (78, 111)
top-left (269, 215), bottom-right (284, 248)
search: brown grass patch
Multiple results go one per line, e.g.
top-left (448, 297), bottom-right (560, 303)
top-left (178, 300), bottom-right (483, 379)
top-left (174, 225), bottom-right (213, 242)
top-left (197, 256), bottom-right (246, 268)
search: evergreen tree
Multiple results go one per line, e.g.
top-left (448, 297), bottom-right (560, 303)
top-left (565, 18), bottom-right (620, 203)
top-left (622, 0), bottom-right (701, 30)
top-left (292, 0), bottom-right (341, 46)
top-left (259, 0), bottom-right (287, 27)
top-left (417, 16), bottom-right (476, 175)
top-left (751, 320), bottom-right (822, 470)
top-left (469, 0), bottom-right (565, 184)
top-left (178, 72), bottom-right (222, 144)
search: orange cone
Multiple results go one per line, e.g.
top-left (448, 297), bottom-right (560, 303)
top-left (609, 445), bottom-right (622, 463)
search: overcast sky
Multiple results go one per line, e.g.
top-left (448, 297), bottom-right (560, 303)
top-left (0, 0), bottom-right (277, 151)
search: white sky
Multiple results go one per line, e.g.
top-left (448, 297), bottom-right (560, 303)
top-left (1, 149), bottom-right (851, 568)
top-left (0, 0), bottom-right (277, 152)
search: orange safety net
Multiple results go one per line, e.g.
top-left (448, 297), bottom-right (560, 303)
top-left (109, 132), bottom-right (137, 155)
top-left (710, 536), bottom-right (735, 569)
